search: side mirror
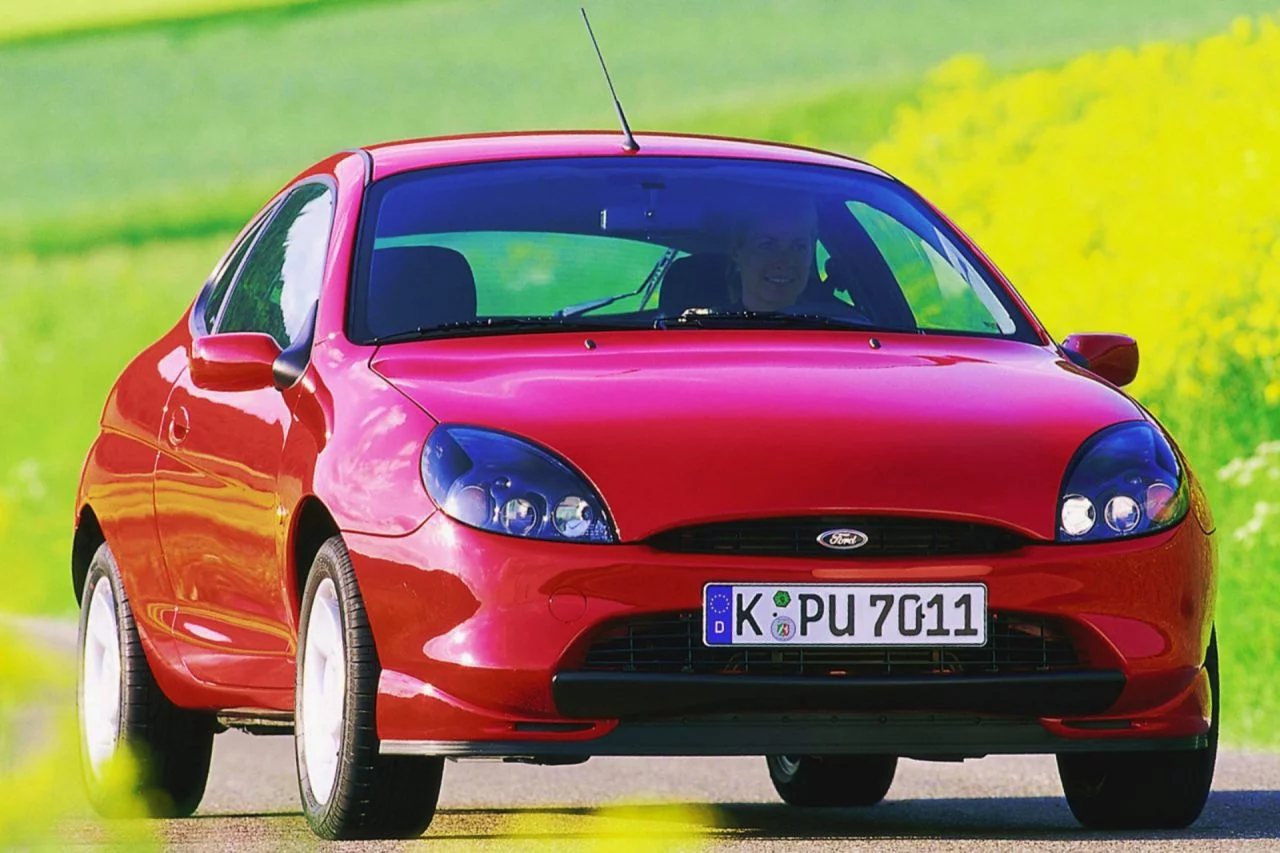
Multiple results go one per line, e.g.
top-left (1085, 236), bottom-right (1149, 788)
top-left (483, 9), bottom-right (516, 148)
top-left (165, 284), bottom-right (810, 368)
top-left (190, 333), bottom-right (283, 392)
top-left (1061, 333), bottom-right (1139, 387)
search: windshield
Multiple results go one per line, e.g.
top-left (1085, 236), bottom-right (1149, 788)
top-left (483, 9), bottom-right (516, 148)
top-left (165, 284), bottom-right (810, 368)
top-left (349, 157), bottom-right (1035, 343)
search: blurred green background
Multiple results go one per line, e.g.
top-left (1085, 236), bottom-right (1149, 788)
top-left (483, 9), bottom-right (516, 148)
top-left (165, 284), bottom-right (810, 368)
top-left (1, 0), bottom-right (1276, 745)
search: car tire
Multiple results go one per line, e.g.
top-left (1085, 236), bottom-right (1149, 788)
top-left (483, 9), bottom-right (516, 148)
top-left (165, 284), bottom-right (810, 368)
top-left (295, 535), bottom-right (445, 840)
top-left (1057, 630), bottom-right (1219, 830)
top-left (766, 754), bottom-right (898, 807)
top-left (77, 543), bottom-right (215, 818)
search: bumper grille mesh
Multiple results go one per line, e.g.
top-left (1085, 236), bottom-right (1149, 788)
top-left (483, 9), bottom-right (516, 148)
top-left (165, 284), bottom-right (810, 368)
top-left (582, 611), bottom-right (1081, 677)
top-left (646, 516), bottom-right (1027, 558)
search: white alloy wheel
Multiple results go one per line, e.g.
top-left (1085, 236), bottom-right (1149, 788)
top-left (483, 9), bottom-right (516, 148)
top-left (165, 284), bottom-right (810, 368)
top-left (77, 544), bottom-right (215, 818)
top-left (81, 575), bottom-right (122, 777)
top-left (294, 535), bottom-right (444, 840)
top-left (301, 577), bottom-right (346, 805)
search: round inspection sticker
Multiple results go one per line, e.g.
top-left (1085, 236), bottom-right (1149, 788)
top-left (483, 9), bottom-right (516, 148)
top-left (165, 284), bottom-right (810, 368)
top-left (770, 615), bottom-right (796, 641)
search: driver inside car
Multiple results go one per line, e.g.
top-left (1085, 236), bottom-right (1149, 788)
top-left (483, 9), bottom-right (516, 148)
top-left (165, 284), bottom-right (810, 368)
top-left (729, 193), bottom-right (819, 312)
top-left (723, 194), bottom-right (871, 324)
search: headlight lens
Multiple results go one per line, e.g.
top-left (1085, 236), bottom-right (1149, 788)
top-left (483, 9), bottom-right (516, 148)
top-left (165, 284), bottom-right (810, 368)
top-left (421, 425), bottom-right (616, 543)
top-left (1060, 495), bottom-right (1096, 537)
top-left (1056, 421), bottom-right (1189, 542)
top-left (553, 496), bottom-right (597, 539)
top-left (500, 496), bottom-right (541, 536)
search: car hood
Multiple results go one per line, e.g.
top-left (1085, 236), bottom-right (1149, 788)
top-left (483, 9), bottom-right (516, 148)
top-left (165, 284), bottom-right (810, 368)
top-left (371, 331), bottom-right (1142, 542)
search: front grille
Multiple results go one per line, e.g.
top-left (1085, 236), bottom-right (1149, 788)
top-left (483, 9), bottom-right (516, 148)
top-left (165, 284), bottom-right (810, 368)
top-left (646, 516), bottom-right (1027, 558)
top-left (581, 611), bottom-right (1080, 676)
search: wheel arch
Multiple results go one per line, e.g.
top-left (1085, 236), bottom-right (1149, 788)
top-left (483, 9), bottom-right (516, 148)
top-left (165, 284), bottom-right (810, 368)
top-left (290, 496), bottom-right (342, 618)
top-left (72, 504), bottom-right (106, 604)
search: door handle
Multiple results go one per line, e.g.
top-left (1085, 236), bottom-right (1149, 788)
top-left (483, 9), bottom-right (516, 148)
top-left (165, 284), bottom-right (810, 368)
top-left (167, 406), bottom-right (190, 447)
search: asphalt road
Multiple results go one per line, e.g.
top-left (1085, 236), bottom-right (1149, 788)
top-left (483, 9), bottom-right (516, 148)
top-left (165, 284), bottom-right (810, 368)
top-left (12, 616), bottom-right (1280, 851)
top-left (116, 738), bottom-right (1280, 851)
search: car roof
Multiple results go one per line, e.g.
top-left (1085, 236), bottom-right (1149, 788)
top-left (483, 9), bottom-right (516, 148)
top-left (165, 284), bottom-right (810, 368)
top-left (364, 131), bottom-right (890, 182)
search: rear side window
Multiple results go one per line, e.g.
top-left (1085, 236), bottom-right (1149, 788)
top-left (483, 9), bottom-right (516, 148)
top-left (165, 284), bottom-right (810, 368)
top-left (217, 182), bottom-right (334, 347)
top-left (203, 212), bottom-right (273, 331)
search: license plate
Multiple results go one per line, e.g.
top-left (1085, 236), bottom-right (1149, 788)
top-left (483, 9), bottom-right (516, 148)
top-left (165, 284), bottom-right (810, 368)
top-left (702, 583), bottom-right (987, 647)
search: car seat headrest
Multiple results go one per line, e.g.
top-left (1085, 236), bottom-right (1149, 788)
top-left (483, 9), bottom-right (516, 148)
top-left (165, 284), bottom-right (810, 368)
top-left (658, 253), bottom-right (737, 315)
top-left (365, 245), bottom-right (478, 338)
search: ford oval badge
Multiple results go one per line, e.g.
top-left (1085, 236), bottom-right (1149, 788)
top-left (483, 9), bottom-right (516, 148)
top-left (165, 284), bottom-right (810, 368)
top-left (817, 528), bottom-right (869, 550)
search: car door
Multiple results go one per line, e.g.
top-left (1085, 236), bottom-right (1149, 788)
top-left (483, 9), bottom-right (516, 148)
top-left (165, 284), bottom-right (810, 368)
top-left (154, 181), bottom-right (335, 689)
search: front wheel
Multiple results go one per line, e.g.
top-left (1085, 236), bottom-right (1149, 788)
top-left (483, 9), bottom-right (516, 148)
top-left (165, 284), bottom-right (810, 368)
top-left (295, 535), bottom-right (444, 840)
top-left (766, 754), bottom-right (898, 807)
top-left (77, 543), bottom-right (215, 817)
top-left (1057, 631), bottom-right (1219, 829)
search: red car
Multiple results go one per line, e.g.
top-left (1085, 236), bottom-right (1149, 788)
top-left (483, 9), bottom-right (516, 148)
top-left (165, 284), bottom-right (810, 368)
top-left (72, 131), bottom-right (1217, 839)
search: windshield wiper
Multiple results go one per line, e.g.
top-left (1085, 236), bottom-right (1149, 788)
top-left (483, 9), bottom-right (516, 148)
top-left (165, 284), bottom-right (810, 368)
top-left (368, 316), bottom-right (643, 345)
top-left (654, 309), bottom-right (883, 331)
top-left (556, 292), bottom-right (638, 318)
top-left (557, 247), bottom-right (680, 318)
top-left (367, 309), bottom-right (885, 344)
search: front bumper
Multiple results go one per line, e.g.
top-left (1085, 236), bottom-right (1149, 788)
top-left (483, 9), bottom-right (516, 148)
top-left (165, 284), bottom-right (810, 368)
top-left (347, 510), bottom-right (1215, 757)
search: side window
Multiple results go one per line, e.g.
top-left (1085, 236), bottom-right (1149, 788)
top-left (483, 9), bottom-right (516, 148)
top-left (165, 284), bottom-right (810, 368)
top-left (203, 211), bottom-right (274, 331)
top-left (217, 183), bottom-right (335, 347)
top-left (814, 239), bottom-right (858, 308)
top-left (848, 202), bottom-right (1013, 334)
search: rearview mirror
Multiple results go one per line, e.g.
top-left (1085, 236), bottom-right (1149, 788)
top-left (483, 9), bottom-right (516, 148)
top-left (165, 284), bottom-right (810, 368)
top-left (189, 332), bottom-right (283, 392)
top-left (600, 201), bottom-right (702, 236)
top-left (1061, 333), bottom-right (1139, 387)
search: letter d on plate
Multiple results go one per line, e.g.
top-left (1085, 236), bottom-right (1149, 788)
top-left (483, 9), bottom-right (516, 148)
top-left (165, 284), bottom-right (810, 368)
top-left (704, 584), bottom-right (733, 644)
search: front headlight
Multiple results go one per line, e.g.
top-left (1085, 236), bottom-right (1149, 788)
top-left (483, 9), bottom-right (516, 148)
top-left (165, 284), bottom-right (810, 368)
top-left (1056, 421), bottom-right (1189, 543)
top-left (420, 425), bottom-right (616, 543)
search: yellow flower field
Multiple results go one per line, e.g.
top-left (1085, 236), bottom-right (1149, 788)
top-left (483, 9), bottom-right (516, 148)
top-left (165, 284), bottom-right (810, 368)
top-left (870, 16), bottom-right (1280, 407)
top-left (869, 15), bottom-right (1280, 743)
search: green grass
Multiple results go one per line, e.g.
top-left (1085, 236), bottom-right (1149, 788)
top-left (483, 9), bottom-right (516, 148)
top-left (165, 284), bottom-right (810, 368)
top-left (4, 0), bottom-right (1280, 252)
top-left (1146, 358), bottom-right (1280, 748)
top-left (0, 238), bottom-right (229, 614)
top-left (1145, 373), bottom-right (1280, 749)
top-left (1211, 495), bottom-right (1280, 749)
top-left (0, 0), bottom-right (328, 43)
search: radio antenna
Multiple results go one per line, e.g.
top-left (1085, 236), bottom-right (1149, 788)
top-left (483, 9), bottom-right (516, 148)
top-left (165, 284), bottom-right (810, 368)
top-left (580, 7), bottom-right (639, 153)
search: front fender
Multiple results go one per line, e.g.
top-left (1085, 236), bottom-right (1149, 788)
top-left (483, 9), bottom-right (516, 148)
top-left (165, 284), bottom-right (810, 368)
top-left (280, 339), bottom-right (439, 538)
